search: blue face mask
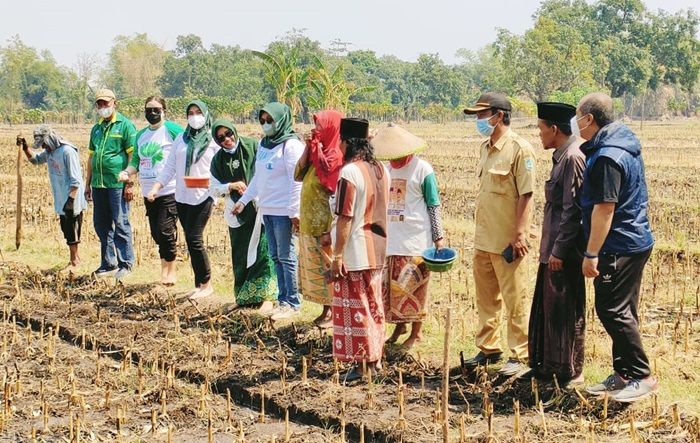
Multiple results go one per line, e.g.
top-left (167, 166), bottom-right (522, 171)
top-left (476, 114), bottom-right (497, 137)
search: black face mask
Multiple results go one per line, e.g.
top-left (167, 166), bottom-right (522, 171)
top-left (145, 111), bottom-right (163, 125)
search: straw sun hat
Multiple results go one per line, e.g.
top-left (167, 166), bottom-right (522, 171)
top-left (371, 123), bottom-right (428, 160)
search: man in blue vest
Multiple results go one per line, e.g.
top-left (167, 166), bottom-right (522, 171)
top-left (575, 92), bottom-right (657, 402)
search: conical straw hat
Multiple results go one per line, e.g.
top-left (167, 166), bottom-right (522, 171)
top-left (371, 123), bottom-right (427, 160)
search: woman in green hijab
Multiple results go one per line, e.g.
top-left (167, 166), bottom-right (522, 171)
top-left (210, 119), bottom-right (277, 310)
top-left (148, 100), bottom-right (219, 299)
top-left (232, 102), bottom-right (305, 321)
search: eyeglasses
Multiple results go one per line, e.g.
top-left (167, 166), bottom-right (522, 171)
top-left (216, 129), bottom-right (235, 143)
top-left (259, 116), bottom-right (274, 125)
top-left (145, 107), bottom-right (163, 113)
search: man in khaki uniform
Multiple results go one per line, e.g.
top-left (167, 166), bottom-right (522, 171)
top-left (463, 92), bottom-right (536, 376)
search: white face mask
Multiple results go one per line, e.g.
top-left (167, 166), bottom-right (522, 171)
top-left (570, 116), bottom-right (581, 138)
top-left (188, 114), bottom-right (206, 130)
top-left (572, 115), bottom-right (591, 139)
top-left (262, 122), bottom-right (276, 137)
top-left (97, 106), bottom-right (114, 119)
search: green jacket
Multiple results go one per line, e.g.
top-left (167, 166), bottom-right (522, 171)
top-left (88, 111), bottom-right (137, 188)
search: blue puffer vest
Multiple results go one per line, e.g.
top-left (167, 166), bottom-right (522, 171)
top-left (580, 122), bottom-right (654, 254)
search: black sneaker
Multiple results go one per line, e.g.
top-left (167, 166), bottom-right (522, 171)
top-left (462, 351), bottom-right (503, 369)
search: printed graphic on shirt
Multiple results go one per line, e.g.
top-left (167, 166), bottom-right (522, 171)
top-left (49, 157), bottom-right (63, 176)
top-left (389, 178), bottom-right (407, 222)
top-left (138, 142), bottom-right (164, 179)
top-left (256, 146), bottom-right (279, 170)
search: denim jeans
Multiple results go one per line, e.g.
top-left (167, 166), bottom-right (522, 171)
top-left (92, 187), bottom-right (134, 271)
top-left (263, 215), bottom-right (300, 309)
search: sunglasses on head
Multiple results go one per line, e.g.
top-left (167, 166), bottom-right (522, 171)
top-left (259, 116), bottom-right (274, 125)
top-left (216, 129), bottom-right (234, 143)
top-left (145, 107), bottom-right (163, 114)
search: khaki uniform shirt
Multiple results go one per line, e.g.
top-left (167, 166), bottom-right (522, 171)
top-left (539, 136), bottom-right (586, 263)
top-left (474, 128), bottom-right (536, 254)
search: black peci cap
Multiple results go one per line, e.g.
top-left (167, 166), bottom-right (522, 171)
top-left (537, 102), bottom-right (576, 124)
top-left (340, 118), bottom-right (369, 139)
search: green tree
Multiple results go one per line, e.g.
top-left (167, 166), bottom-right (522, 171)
top-left (0, 36), bottom-right (69, 114)
top-left (493, 17), bottom-right (594, 102)
top-left (104, 33), bottom-right (166, 98)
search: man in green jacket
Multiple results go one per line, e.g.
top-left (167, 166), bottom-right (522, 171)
top-left (85, 89), bottom-right (136, 280)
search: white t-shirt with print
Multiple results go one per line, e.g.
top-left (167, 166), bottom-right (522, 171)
top-left (135, 125), bottom-right (177, 197)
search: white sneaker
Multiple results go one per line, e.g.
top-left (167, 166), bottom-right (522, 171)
top-left (189, 285), bottom-right (214, 300)
top-left (114, 268), bottom-right (131, 281)
top-left (271, 305), bottom-right (300, 321)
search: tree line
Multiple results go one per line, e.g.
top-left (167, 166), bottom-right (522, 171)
top-left (1, 0), bottom-right (698, 124)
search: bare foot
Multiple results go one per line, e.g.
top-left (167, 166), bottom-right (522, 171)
top-left (313, 311), bottom-right (332, 325)
top-left (400, 334), bottom-right (423, 351)
top-left (316, 318), bottom-right (333, 329)
top-left (60, 263), bottom-right (79, 274)
top-left (257, 301), bottom-right (275, 315)
top-left (386, 324), bottom-right (408, 344)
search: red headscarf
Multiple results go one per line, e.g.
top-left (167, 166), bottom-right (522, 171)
top-left (309, 110), bottom-right (344, 193)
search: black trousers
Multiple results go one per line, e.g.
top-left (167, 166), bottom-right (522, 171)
top-left (144, 195), bottom-right (178, 262)
top-left (176, 198), bottom-right (213, 287)
top-left (59, 212), bottom-right (83, 245)
top-left (594, 248), bottom-right (652, 380)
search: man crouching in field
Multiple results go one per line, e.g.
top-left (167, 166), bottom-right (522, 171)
top-left (576, 92), bottom-right (657, 402)
top-left (17, 125), bottom-right (88, 271)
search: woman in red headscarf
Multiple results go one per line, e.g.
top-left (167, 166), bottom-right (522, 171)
top-left (295, 110), bottom-right (344, 327)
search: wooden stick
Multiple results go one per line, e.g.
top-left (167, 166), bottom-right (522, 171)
top-left (285, 408), bottom-right (290, 442)
top-left (302, 356), bottom-right (308, 383)
top-left (442, 308), bottom-right (451, 443)
top-left (226, 388), bottom-right (232, 425)
top-left (15, 140), bottom-right (22, 250)
top-left (151, 409), bottom-right (157, 436)
top-left (208, 409), bottom-right (213, 443)
top-left (514, 399), bottom-right (520, 439)
top-left (259, 386), bottom-right (265, 423)
top-left (602, 392), bottom-right (609, 428)
top-left (531, 377), bottom-right (539, 406)
top-left (538, 400), bottom-right (547, 437)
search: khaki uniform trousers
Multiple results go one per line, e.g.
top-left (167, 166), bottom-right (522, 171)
top-left (473, 249), bottom-right (529, 360)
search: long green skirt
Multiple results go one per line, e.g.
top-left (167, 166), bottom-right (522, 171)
top-left (229, 222), bottom-right (277, 306)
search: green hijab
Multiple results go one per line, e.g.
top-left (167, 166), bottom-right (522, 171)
top-left (210, 118), bottom-right (258, 185)
top-left (210, 118), bottom-right (259, 225)
top-left (259, 102), bottom-right (299, 149)
top-left (184, 99), bottom-right (213, 175)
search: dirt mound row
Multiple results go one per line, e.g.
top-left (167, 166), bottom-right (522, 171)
top-left (1, 263), bottom-right (698, 442)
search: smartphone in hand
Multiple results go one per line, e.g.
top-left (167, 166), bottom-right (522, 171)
top-left (502, 245), bottom-right (515, 263)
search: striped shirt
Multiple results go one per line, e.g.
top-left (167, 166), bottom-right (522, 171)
top-left (335, 160), bottom-right (390, 271)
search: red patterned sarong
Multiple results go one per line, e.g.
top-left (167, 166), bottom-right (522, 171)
top-left (332, 269), bottom-right (385, 363)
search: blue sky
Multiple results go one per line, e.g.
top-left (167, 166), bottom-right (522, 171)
top-left (2, 0), bottom-right (697, 67)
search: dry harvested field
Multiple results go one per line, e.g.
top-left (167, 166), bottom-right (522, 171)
top-left (0, 119), bottom-right (698, 442)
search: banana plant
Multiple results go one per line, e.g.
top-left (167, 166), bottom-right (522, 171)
top-left (252, 48), bottom-right (309, 118)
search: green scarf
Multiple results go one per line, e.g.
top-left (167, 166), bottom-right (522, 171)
top-left (210, 118), bottom-right (258, 185)
top-left (211, 119), bottom-right (259, 225)
top-left (184, 99), bottom-right (213, 175)
top-left (259, 102), bottom-right (299, 149)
